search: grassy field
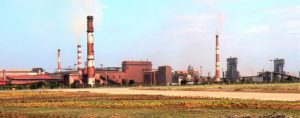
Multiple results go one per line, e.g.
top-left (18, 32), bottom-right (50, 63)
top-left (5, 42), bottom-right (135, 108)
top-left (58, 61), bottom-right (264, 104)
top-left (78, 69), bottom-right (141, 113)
top-left (136, 83), bottom-right (300, 93)
top-left (0, 91), bottom-right (299, 117)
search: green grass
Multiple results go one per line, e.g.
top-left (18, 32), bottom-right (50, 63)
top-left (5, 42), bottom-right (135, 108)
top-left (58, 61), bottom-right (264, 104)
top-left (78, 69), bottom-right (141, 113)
top-left (0, 91), bottom-right (299, 117)
top-left (136, 83), bottom-right (300, 93)
top-left (1, 107), bottom-right (300, 118)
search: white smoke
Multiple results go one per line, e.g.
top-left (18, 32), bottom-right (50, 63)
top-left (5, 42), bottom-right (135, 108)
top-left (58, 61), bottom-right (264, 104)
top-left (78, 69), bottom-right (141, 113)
top-left (216, 14), bottom-right (224, 35)
top-left (70, 0), bottom-right (106, 44)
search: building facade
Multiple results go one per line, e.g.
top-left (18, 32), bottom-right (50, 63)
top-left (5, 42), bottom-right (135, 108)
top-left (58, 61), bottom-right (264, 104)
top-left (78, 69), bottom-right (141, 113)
top-left (156, 66), bottom-right (172, 86)
top-left (122, 61), bottom-right (152, 84)
top-left (225, 57), bottom-right (240, 82)
top-left (274, 58), bottom-right (285, 74)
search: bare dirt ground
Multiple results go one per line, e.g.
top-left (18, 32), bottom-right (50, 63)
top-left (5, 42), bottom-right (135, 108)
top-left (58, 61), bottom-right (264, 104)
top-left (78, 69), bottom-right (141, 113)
top-left (46, 88), bottom-right (300, 101)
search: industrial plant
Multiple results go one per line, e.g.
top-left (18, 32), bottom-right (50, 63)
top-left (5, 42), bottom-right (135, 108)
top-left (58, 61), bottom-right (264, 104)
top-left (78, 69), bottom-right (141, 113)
top-left (0, 16), bottom-right (173, 88)
top-left (0, 16), bottom-right (299, 89)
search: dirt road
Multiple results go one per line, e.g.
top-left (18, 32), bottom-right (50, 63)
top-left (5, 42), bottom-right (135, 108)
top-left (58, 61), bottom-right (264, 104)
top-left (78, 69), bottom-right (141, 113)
top-left (48, 88), bottom-right (300, 101)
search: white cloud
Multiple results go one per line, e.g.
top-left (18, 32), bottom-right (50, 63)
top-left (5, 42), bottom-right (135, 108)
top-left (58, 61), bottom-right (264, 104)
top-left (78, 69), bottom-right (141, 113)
top-left (145, 13), bottom-right (221, 74)
top-left (192, 0), bottom-right (240, 5)
top-left (284, 20), bottom-right (300, 29)
top-left (242, 25), bottom-right (270, 34)
top-left (282, 20), bottom-right (300, 35)
top-left (261, 5), bottom-right (300, 35)
top-left (164, 14), bottom-right (218, 35)
top-left (174, 14), bottom-right (215, 21)
top-left (265, 5), bottom-right (300, 15)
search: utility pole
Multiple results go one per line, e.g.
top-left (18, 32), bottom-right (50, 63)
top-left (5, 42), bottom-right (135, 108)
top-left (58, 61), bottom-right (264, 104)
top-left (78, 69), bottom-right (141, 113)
top-left (222, 68), bottom-right (225, 79)
top-left (269, 60), bottom-right (274, 82)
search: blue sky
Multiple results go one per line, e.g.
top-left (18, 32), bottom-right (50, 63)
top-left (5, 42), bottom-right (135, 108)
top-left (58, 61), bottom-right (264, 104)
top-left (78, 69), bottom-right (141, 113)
top-left (0, 0), bottom-right (299, 76)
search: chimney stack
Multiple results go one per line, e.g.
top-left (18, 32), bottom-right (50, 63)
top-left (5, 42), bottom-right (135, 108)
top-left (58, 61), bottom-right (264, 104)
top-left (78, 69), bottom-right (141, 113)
top-left (77, 45), bottom-right (83, 74)
top-left (87, 16), bottom-right (95, 86)
top-left (215, 34), bottom-right (221, 82)
top-left (57, 49), bottom-right (62, 72)
top-left (3, 69), bottom-right (6, 80)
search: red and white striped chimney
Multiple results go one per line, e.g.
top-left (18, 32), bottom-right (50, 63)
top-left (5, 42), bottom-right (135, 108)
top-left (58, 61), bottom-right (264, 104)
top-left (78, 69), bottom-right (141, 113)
top-left (215, 34), bottom-right (221, 82)
top-left (77, 45), bottom-right (82, 74)
top-left (57, 49), bottom-right (62, 72)
top-left (87, 16), bottom-right (95, 86)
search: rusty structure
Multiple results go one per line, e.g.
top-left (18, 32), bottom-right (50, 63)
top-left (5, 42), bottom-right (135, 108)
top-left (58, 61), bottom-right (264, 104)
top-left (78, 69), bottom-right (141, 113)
top-left (215, 34), bottom-right (221, 82)
top-left (86, 16), bottom-right (95, 86)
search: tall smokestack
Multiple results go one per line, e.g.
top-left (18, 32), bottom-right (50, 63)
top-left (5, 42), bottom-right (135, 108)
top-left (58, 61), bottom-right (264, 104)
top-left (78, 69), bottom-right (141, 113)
top-left (3, 69), bottom-right (6, 80)
top-left (215, 34), bottom-right (221, 82)
top-left (87, 16), bottom-right (95, 86)
top-left (77, 45), bottom-right (83, 74)
top-left (57, 49), bottom-right (62, 72)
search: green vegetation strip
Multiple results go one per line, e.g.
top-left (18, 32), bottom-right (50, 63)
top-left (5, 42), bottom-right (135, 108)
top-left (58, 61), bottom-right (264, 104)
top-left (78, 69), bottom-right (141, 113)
top-left (1, 107), bottom-right (299, 118)
top-left (0, 91), bottom-right (299, 117)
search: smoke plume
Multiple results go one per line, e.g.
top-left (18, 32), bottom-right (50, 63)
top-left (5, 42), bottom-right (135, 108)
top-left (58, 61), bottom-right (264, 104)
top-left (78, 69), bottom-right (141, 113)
top-left (216, 14), bottom-right (224, 35)
top-left (70, 0), bottom-right (105, 44)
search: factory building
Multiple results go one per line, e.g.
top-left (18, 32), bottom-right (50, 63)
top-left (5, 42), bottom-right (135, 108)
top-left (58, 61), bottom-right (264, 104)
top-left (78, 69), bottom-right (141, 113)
top-left (225, 57), bottom-right (240, 82)
top-left (63, 74), bottom-right (82, 86)
top-left (0, 68), bottom-right (44, 78)
top-left (94, 61), bottom-right (171, 86)
top-left (156, 66), bottom-right (172, 86)
top-left (274, 58), bottom-right (285, 74)
top-left (8, 75), bottom-right (62, 85)
top-left (143, 70), bottom-right (157, 86)
top-left (0, 15), bottom-right (174, 87)
top-left (63, 60), bottom-right (172, 87)
top-left (143, 66), bottom-right (172, 86)
top-left (187, 65), bottom-right (194, 75)
top-left (172, 65), bottom-right (201, 85)
top-left (57, 16), bottom-right (172, 87)
top-left (95, 67), bottom-right (125, 85)
top-left (122, 61), bottom-right (152, 84)
top-left (0, 68), bottom-right (61, 86)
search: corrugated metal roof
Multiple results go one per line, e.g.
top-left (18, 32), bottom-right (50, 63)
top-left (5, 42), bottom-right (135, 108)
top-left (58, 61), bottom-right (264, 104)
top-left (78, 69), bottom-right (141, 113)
top-left (7, 75), bottom-right (59, 80)
top-left (122, 61), bottom-right (152, 64)
top-left (0, 69), bottom-right (32, 71)
top-left (10, 81), bottom-right (40, 85)
top-left (0, 78), bottom-right (9, 82)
